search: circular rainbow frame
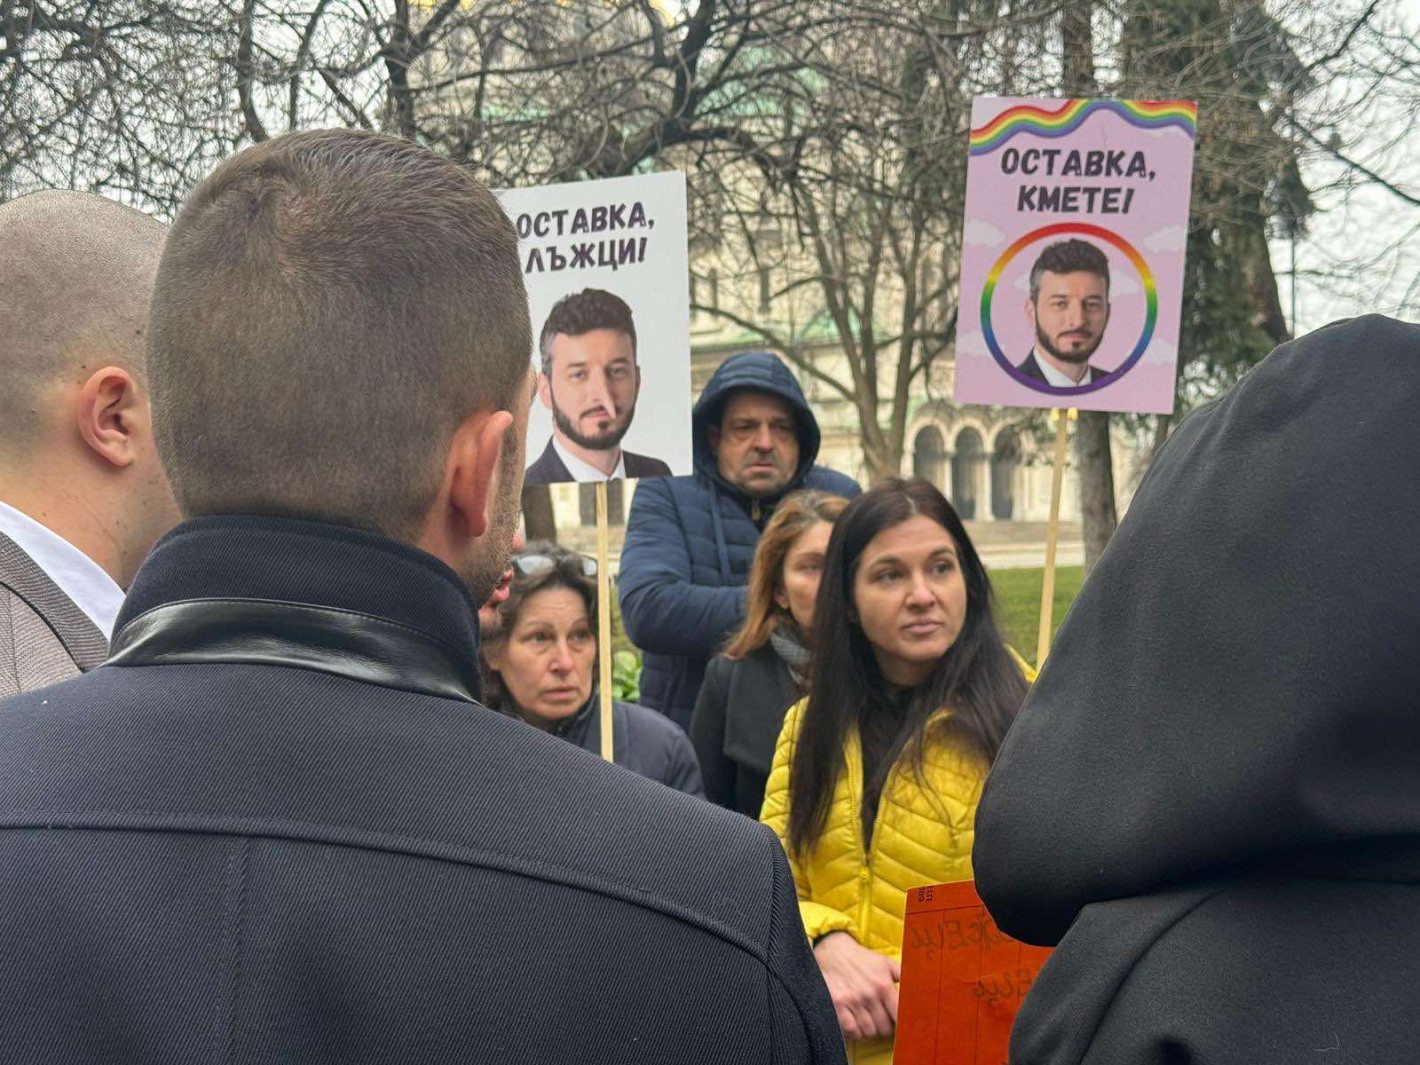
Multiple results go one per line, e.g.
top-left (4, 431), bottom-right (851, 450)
top-left (982, 222), bottom-right (1156, 396)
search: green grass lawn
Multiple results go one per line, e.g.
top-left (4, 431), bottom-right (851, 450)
top-left (988, 565), bottom-right (1085, 668)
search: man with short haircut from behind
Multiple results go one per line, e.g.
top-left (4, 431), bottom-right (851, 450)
top-left (0, 131), bottom-right (844, 1065)
top-left (0, 191), bottom-right (180, 693)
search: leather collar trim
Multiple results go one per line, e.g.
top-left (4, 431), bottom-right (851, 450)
top-left (106, 598), bottom-right (480, 705)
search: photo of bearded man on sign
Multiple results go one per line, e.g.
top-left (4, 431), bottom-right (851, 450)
top-left (524, 287), bottom-right (673, 485)
top-left (1016, 238), bottom-right (1113, 389)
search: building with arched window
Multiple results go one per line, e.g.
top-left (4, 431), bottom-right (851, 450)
top-left (912, 426), bottom-right (947, 492)
top-left (949, 428), bottom-right (984, 520)
top-left (991, 429), bottom-right (1020, 521)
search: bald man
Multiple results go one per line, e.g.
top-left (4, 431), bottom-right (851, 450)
top-left (0, 191), bottom-right (180, 694)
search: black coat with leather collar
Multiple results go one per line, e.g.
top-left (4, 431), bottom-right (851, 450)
top-left (0, 515), bottom-right (843, 1064)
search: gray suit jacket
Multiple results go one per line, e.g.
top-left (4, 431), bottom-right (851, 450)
top-left (0, 533), bottom-right (108, 695)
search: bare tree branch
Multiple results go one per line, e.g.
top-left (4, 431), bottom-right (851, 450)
top-left (238, 0), bottom-right (270, 143)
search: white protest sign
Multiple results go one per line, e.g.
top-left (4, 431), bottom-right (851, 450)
top-left (498, 172), bottom-right (692, 485)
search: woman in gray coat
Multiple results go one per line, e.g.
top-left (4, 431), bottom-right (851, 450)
top-left (481, 544), bottom-right (703, 797)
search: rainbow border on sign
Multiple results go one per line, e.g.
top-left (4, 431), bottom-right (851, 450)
top-left (970, 100), bottom-right (1197, 156)
top-left (982, 223), bottom-right (1156, 397)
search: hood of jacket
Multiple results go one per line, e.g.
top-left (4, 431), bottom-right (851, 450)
top-left (974, 313), bottom-right (1420, 946)
top-left (692, 351), bottom-right (822, 505)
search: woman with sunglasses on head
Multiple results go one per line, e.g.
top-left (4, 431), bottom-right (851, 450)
top-left (481, 543), bottom-right (704, 797)
top-left (760, 479), bottom-right (1034, 1064)
top-left (691, 490), bottom-right (847, 818)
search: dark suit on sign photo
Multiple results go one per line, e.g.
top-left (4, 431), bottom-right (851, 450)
top-left (523, 435), bottom-right (672, 486)
top-left (1017, 349), bottom-right (1107, 386)
top-left (0, 532), bottom-right (109, 696)
top-left (0, 515), bottom-right (844, 1064)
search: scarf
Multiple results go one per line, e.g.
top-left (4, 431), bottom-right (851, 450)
top-left (768, 623), bottom-right (812, 688)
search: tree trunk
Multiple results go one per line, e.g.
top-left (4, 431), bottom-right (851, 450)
top-left (1062, 1), bottom-right (1117, 574)
top-left (861, 429), bottom-right (905, 486)
top-left (1075, 410), bottom-right (1116, 571)
top-left (1151, 412), bottom-right (1173, 459)
top-left (864, 452), bottom-right (904, 486)
top-left (521, 484), bottom-right (558, 544)
top-left (1237, 201), bottom-right (1292, 345)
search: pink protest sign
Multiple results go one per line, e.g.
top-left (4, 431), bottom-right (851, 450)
top-left (953, 98), bottom-right (1197, 414)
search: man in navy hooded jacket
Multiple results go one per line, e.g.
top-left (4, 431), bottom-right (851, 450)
top-left (618, 352), bottom-right (860, 730)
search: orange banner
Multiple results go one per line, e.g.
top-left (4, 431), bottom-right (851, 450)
top-left (892, 881), bottom-right (1051, 1065)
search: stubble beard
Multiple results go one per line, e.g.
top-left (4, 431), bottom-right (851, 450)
top-left (737, 454), bottom-right (791, 497)
top-left (1036, 320), bottom-right (1104, 366)
top-left (550, 388), bottom-right (635, 452)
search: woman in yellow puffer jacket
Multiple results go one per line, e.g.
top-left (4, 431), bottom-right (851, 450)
top-left (761, 479), bottom-right (1034, 1065)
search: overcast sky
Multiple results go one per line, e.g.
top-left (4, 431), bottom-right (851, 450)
top-left (1277, 0), bottom-right (1419, 332)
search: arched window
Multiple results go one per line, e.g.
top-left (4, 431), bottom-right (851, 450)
top-left (912, 426), bottom-right (947, 492)
top-left (991, 429), bottom-right (1020, 521)
top-left (951, 428), bottom-right (984, 520)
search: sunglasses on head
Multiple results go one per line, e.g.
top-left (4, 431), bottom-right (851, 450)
top-left (513, 552), bottom-right (598, 578)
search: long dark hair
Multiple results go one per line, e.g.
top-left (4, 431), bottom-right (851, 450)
top-left (786, 478), bottom-right (1028, 856)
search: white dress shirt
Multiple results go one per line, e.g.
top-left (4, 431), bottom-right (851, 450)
top-left (0, 499), bottom-right (123, 638)
top-left (552, 436), bottom-right (626, 482)
top-left (1030, 347), bottom-right (1092, 389)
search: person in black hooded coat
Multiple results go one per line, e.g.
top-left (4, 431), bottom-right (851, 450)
top-left (972, 314), bottom-right (1420, 1064)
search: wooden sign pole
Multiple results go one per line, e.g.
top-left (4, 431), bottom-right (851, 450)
top-left (595, 481), bottom-right (615, 763)
top-left (1036, 409), bottom-right (1073, 667)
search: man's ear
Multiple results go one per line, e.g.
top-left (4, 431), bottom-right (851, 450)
top-left (536, 372), bottom-right (553, 411)
top-left (1025, 298), bottom-right (1037, 329)
top-left (444, 408), bottom-right (515, 543)
top-left (76, 366), bottom-right (141, 469)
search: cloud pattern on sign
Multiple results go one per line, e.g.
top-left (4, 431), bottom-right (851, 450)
top-left (1111, 272), bottom-right (1141, 296)
top-left (955, 329), bottom-right (988, 360)
top-left (1145, 225), bottom-right (1188, 253)
top-left (963, 220), bottom-right (1005, 246)
top-left (1143, 339), bottom-right (1176, 365)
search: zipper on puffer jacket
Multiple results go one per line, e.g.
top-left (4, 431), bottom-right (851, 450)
top-left (707, 494), bottom-right (733, 583)
top-left (849, 734), bottom-right (889, 945)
